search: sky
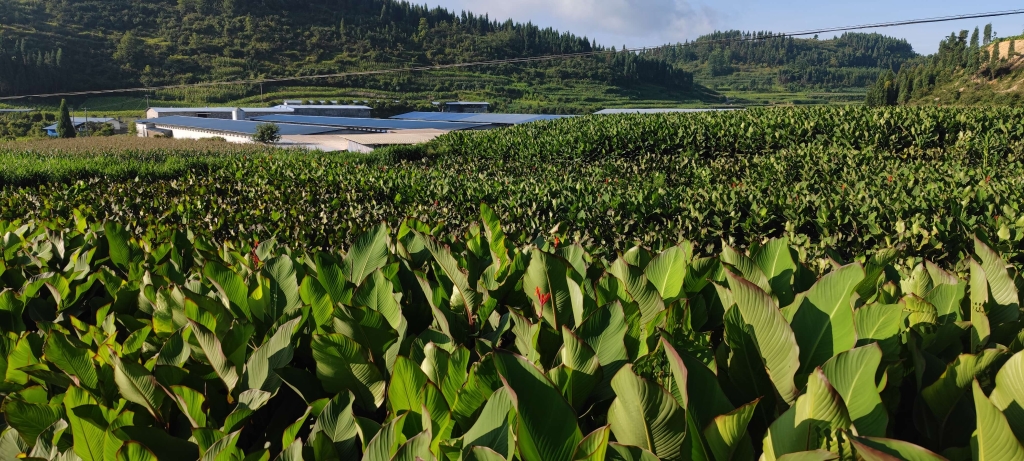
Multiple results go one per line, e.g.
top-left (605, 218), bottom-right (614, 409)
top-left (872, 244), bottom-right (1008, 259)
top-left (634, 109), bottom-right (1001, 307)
top-left (426, 0), bottom-right (1024, 54)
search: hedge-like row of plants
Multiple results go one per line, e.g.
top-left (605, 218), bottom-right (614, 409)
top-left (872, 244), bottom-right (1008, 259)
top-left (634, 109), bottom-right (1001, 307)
top-left (2, 207), bottom-right (1023, 460)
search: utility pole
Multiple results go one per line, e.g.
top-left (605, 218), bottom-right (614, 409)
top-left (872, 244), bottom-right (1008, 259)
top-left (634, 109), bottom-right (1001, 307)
top-left (83, 107), bottom-right (89, 137)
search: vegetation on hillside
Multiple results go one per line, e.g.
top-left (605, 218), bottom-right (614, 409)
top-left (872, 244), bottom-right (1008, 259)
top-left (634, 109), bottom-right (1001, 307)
top-left (0, 0), bottom-right (697, 105)
top-left (656, 31), bottom-right (917, 90)
top-left (867, 23), bottom-right (1024, 106)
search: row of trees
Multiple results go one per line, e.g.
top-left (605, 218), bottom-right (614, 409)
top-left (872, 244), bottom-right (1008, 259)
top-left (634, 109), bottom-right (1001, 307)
top-left (866, 24), bottom-right (1021, 106)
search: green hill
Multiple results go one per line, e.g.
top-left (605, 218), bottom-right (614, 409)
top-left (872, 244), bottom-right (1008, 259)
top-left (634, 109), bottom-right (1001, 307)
top-left (648, 30), bottom-right (918, 105)
top-left (0, 0), bottom-right (718, 112)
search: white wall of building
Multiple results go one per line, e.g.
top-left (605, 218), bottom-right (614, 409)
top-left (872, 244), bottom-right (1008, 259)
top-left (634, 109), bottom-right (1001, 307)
top-left (166, 127), bottom-right (253, 144)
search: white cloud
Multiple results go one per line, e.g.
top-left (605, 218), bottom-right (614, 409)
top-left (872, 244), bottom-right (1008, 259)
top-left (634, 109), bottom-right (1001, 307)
top-left (433, 0), bottom-right (720, 47)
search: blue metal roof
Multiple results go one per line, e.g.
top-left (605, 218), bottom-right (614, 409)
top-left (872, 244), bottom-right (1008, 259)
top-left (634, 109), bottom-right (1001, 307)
top-left (391, 112), bottom-right (574, 125)
top-left (250, 115), bottom-right (488, 131)
top-left (139, 116), bottom-right (341, 136)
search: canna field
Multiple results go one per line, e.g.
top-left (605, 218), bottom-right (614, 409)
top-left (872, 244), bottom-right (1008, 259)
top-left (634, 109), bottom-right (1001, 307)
top-left (3, 107), bottom-right (1024, 460)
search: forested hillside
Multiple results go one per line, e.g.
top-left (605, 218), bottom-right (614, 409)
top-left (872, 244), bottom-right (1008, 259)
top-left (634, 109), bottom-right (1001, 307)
top-left (0, 0), bottom-right (694, 101)
top-left (650, 31), bottom-right (917, 89)
top-left (866, 24), bottom-right (1024, 106)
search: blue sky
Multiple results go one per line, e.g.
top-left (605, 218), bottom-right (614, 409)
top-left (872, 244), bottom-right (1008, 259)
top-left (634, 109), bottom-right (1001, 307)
top-left (427, 0), bottom-right (1024, 54)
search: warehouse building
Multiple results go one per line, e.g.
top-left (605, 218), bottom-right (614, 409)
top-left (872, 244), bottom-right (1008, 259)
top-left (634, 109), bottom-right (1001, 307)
top-left (250, 115), bottom-right (491, 132)
top-left (145, 104), bottom-right (372, 120)
top-left (134, 116), bottom-right (343, 143)
top-left (392, 112), bottom-right (573, 126)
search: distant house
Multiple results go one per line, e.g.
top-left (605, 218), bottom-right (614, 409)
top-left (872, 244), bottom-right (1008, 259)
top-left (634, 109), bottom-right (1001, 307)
top-left (45, 117), bottom-right (121, 137)
top-left (145, 104), bottom-right (372, 120)
top-left (442, 102), bottom-right (490, 113)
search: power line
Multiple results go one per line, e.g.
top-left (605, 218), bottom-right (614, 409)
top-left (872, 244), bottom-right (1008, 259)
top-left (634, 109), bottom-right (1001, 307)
top-left (2, 8), bottom-right (1023, 101)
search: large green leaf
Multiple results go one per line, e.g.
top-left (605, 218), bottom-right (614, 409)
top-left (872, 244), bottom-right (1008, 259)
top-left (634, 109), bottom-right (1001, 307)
top-left (262, 256), bottom-right (303, 318)
top-left (990, 350), bottom-right (1024, 441)
top-left (606, 443), bottom-right (660, 461)
top-left (204, 262), bottom-right (251, 321)
top-left (417, 231), bottom-right (480, 328)
top-left (189, 321), bottom-right (239, 395)
top-left (310, 391), bottom-right (360, 460)
top-left (170, 385), bottom-right (207, 428)
top-left (44, 330), bottom-right (98, 389)
top-left (847, 435), bottom-right (947, 461)
top-left (451, 355), bottom-right (502, 431)
top-left (362, 413), bottom-right (407, 461)
top-left (645, 244), bottom-right (692, 304)
top-left (493, 350), bottom-right (581, 461)
top-left (919, 348), bottom-right (1007, 442)
top-left (312, 333), bottom-right (386, 410)
top-left (109, 352), bottom-right (166, 420)
top-left (723, 270), bottom-right (802, 405)
top-left (243, 317), bottom-right (300, 392)
top-left (549, 326), bottom-right (601, 410)
top-left (788, 263), bottom-right (865, 375)
top-left (703, 399), bottom-right (759, 461)
top-left (389, 356), bottom-right (429, 414)
top-left (345, 223), bottom-right (390, 286)
top-left (0, 290), bottom-right (25, 333)
top-left (523, 249), bottom-right (573, 330)
top-left (762, 369), bottom-right (852, 461)
top-left (722, 245), bottom-right (773, 296)
top-left (751, 237), bottom-right (797, 308)
top-left (608, 257), bottom-right (666, 326)
top-left (576, 302), bottom-right (628, 400)
top-left (462, 388), bottom-right (514, 459)
top-left (105, 222), bottom-right (141, 270)
top-left (821, 344), bottom-right (887, 437)
top-left (116, 441), bottom-right (159, 461)
top-left (853, 303), bottom-right (902, 360)
top-left (572, 426), bottom-right (610, 461)
top-left (662, 338), bottom-right (733, 428)
top-left (1, 398), bottom-right (63, 444)
top-left (607, 365), bottom-right (687, 461)
top-left (64, 386), bottom-right (107, 461)
top-left (974, 237), bottom-right (1019, 326)
top-left (972, 380), bottom-right (1024, 460)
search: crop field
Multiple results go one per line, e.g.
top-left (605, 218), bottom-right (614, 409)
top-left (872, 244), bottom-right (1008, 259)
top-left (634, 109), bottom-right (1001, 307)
top-left (2, 106), bottom-right (1024, 460)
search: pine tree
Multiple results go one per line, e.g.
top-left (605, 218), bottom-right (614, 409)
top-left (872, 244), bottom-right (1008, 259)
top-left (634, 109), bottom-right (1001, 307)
top-left (1010, 40), bottom-right (1017, 59)
top-left (984, 24), bottom-right (993, 45)
top-left (56, 99), bottom-right (76, 138)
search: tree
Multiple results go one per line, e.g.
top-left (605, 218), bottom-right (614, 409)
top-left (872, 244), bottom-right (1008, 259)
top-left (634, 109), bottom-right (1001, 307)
top-left (865, 70), bottom-right (898, 107)
top-left (113, 31), bottom-right (144, 69)
top-left (252, 123), bottom-right (280, 144)
top-left (984, 24), bottom-right (993, 45)
top-left (56, 99), bottom-right (76, 138)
